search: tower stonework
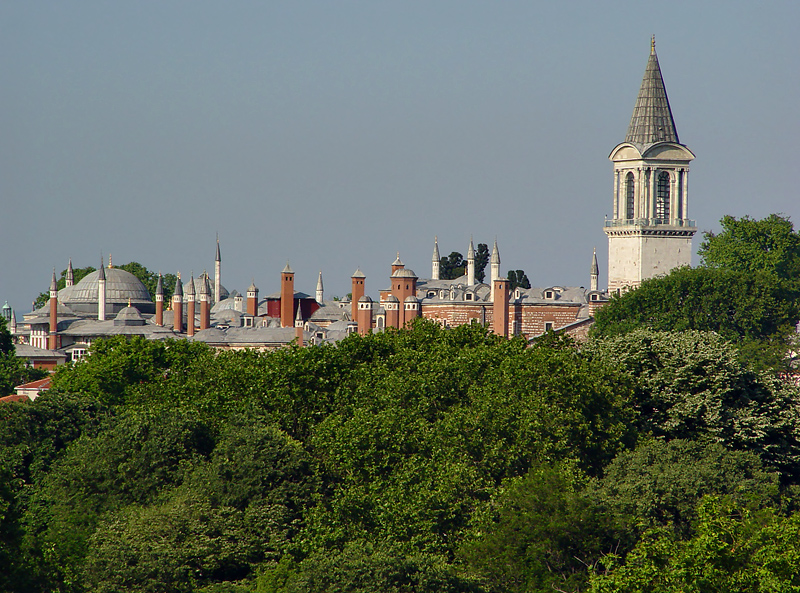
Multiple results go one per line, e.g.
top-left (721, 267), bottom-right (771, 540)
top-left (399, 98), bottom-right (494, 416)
top-left (605, 38), bottom-right (696, 292)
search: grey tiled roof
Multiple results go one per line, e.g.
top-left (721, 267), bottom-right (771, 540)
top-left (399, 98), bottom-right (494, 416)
top-left (625, 44), bottom-right (679, 146)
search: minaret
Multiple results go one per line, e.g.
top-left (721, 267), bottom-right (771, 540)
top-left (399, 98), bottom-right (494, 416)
top-left (280, 262), bottom-right (295, 328)
top-left (9, 309), bottom-right (16, 335)
top-left (247, 281), bottom-right (259, 316)
top-left (214, 235), bottom-right (221, 305)
top-left (172, 273), bottom-right (183, 333)
top-left (186, 273), bottom-right (196, 337)
top-left (590, 248), bottom-right (599, 291)
top-left (490, 239), bottom-right (501, 301)
top-left (199, 273), bottom-right (210, 331)
top-left (48, 269), bottom-right (58, 350)
top-left (316, 270), bottom-right (324, 304)
top-left (431, 237), bottom-right (440, 280)
top-left (97, 259), bottom-right (106, 321)
top-left (66, 259), bottom-right (74, 287)
top-left (467, 237), bottom-right (475, 286)
top-left (155, 273), bottom-right (164, 326)
top-left (351, 268), bottom-right (365, 321)
top-left (605, 37), bottom-right (696, 291)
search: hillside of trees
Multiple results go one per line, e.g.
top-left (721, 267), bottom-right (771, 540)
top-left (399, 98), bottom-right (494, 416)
top-left (1, 214), bottom-right (799, 592)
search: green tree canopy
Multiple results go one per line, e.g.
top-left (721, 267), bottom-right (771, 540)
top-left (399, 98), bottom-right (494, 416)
top-left (699, 214), bottom-right (800, 280)
top-left (507, 270), bottom-right (530, 290)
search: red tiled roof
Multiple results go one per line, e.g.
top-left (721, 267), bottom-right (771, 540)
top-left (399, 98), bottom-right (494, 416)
top-left (14, 377), bottom-right (52, 391)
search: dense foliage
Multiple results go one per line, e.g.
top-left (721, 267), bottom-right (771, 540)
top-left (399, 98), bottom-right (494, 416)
top-left (2, 317), bottom-right (800, 592)
top-left (0, 317), bottom-right (47, 396)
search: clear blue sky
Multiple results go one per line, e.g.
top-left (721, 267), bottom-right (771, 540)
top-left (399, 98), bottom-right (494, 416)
top-left (2, 1), bottom-right (798, 311)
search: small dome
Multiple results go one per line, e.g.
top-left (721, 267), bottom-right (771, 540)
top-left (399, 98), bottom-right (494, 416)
top-left (404, 296), bottom-right (418, 303)
top-left (358, 295), bottom-right (372, 303)
top-left (384, 295), bottom-right (399, 302)
top-left (114, 306), bottom-right (146, 326)
top-left (391, 268), bottom-right (418, 278)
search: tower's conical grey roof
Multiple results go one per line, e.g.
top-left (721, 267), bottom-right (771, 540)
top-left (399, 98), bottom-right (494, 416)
top-left (155, 274), bottom-right (163, 296)
top-left (98, 260), bottom-right (106, 281)
top-left (491, 239), bottom-right (500, 264)
top-left (432, 237), bottom-right (440, 261)
top-left (590, 248), bottom-right (599, 275)
top-left (467, 237), bottom-right (475, 259)
top-left (50, 269), bottom-right (58, 291)
top-left (186, 273), bottom-right (196, 296)
top-left (215, 236), bottom-right (221, 262)
top-left (351, 268), bottom-right (366, 279)
top-left (625, 38), bottom-right (679, 145)
top-left (173, 274), bottom-right (183, 297)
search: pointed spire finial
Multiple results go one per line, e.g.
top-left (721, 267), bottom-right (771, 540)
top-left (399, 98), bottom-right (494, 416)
top-left (108, 254), bottom-right (112, 268)
top-left (651, 35), bottom-right (655, 54)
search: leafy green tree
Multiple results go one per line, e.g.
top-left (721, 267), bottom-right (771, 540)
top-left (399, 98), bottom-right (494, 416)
top-left (0, 316), bottom-right (46, 396)
top-left (591, 267), bottom-right (800, 371)
top-left (474, 243), bottom-right (489, 283)
top-left (461, 463), bottom-right (619, 593)
top-left (596, 439), bottom-right (780, 535)
top-left (440, 252), bottom-right (465, 280)
top-left (699, 214), bottom-right (800, 280)
top-left (591, 496), bottom-right (800, 593)
top-left (117, 262), bottom-right (177, 303)
top-left (506, 270), bottom-right (530, 290)
top-left (585, 330), bottom-right (800, 479)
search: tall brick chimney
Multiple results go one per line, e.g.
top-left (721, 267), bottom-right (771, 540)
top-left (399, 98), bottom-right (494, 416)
top-left (48, 269), bottom-right (58, 350)
top-left (280, 262), bottom-right (295, 328)
top-left (186, 273), bottom-right (196, 337)
top-left (492, 278), bottom-right (510, 338)
top-left (155, 273), bottom-right (164, 326)
top-left (351, 268), bottom-right (365, 321)
top-left (172, 273), bottom-right (183, 334)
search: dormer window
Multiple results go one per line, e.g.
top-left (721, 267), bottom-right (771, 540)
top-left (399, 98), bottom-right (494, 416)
top-left (590, 294), bottom-right (599, 302)
top-left (465, 293), bottom-right (473, 301)
top-left (514, 288), bottom-right (521, 300)
top-left (544, 290), bottom-right (554, 300)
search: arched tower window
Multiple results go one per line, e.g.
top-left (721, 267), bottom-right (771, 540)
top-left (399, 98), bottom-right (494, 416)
top-left (625, 172), bottom-right (635, 220)
top-left (656, 171), bottom-right (670, 221)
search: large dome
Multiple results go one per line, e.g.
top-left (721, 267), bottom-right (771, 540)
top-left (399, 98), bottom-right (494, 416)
top-left (61, 268), bottom-right (154, 315)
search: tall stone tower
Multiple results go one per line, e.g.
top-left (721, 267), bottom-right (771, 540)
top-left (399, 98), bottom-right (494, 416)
top-left (605, 38), bottom-right (696, 292)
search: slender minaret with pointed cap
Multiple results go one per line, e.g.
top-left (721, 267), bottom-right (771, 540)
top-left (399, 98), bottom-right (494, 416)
top-left (606, 37), bottom-right (696, 291)
top-left (295, 304), bottom-right (304, 346)
top-left (316, 271), bottom-right (324, 304)
top-left (172, 273), bottom-right (183, 333)
top-left (66, 259), bottom-right (74, 287)
top-left (186, 273), bottom-right (196, 337)
top-left (590, 248), bottom-right (599, 291)
top-left (490, 239), bottom-right (501, 301)
top-left (431, 237), bottom-right (440, 280)
top-left (467, 237), bottom-right (475, 286)
top-left (214, 235), bottom-right (221, 305)
top-left (155, 273), bottom-right (164, 326)
top-left (97, 258), bottom-right (107, 321)
top-left (199, 272), bottom-right (211, 330)
top-left (48, 269), bottom-right (58, 350)
top-left (281, 262), bottom-right (295, 328)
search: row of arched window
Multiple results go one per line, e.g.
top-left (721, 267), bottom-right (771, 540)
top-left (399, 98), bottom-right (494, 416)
top-left (624, 171), bottom-right (673, 221)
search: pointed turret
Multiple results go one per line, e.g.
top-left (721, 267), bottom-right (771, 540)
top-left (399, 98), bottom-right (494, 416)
top-left (172, 273), bottom-right (183, 333)
top-left (316, 270), bottom-right (324, 303)
top-left (199, 272), bottom-right (210, 330)
top-left (66, 259), bottom-right (74, 287)
top-left (625, 36), bottom-right (679, 146)
top-left (590, 248), bottom-right (599, 291)
top-left (186, 273), bottom-right (196, 337)
top-left (48, 269), bottom-right (58, 349)
top-left (97, 258), bottom-right (106, 321)
top-left (467, 237), bottom-right (476, 286)
top-left (391, 253), bottom-right (404, 275)
top-left (490, 239), bottom-right (501, 301)
top-left (431, 237), bottom-right (440, 280)
top-left (214, 235), bottom-right (221, 304)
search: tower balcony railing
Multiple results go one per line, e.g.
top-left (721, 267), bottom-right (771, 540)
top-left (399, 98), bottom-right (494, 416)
top-left (604, 218), bottom-right (696, 228)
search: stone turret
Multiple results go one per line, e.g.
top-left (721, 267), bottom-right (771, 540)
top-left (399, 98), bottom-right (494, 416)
top-left (467, 237), bottom-right (476, 286)
top-left (97, 258), bottom-right (106, 321)
top-left (66, 259), bottom-right (74, 287)
top-left (490, 239), bottom-right (501, 301)
top-left (590, 248), bottom-right (599, 291)
top-left (431, 237), bottom-right (440, 280)
top-left (316, 270), bottom-right (324, 304)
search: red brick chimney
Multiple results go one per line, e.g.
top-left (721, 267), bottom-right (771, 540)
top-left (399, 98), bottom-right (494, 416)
top-left (246, 280), bottom-right (259, 317)
top-left (186, 274), bottom-right (196, 337)
top-left (492, 278), bottom-right (510, 337)
top-left (280, 262), bottom-right (295, 328)
top-left (155, 273), bottom-right (164, 326)
top-left (172, 274), bottom-right (183, 334)
top-left (351, 268), bottom-right (365, 321)
top-left (199, 273), bottom-right (210, 331)
top-left (357, 295), bottom-right (373, 335)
